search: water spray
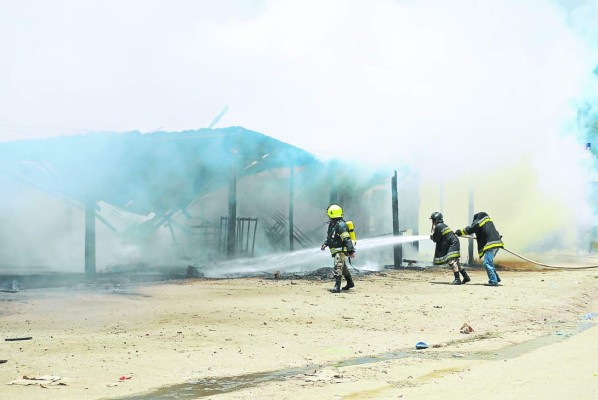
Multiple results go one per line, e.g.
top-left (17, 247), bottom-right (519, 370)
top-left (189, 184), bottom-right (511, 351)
top-left (201, 235), bottom-right (429, 278)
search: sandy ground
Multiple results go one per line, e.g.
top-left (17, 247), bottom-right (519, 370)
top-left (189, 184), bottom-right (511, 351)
top-left (1, 266), bottom-right (597, 400)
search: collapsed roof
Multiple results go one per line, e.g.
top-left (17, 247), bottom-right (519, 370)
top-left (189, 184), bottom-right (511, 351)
top-left (0, 126), bottom-right (319, 216)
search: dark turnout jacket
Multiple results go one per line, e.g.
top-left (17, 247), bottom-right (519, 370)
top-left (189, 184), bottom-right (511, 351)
top-left (430, 222), bottom-right (460, 265)
top-left (324, 218), bottom-right (355, 256)
top-left (455, 212), bottom-right (504, 257)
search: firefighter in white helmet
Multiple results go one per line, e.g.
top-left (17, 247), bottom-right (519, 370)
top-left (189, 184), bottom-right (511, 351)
top-left (321, 204), bottom-right (356, 293)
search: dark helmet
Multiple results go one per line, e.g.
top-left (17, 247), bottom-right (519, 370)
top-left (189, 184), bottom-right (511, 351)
top-left (430, 212), bottom-right (443, 223)
top-left (473, 211), bottom-right (488, 222)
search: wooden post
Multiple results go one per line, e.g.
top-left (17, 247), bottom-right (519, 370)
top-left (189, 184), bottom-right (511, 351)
top-left (391, 170), bottom-right (402, 268)
top-left (227, 164), bottom-right (237, 256)
top-left (84, 197), bottom-right (96, 279)
top-left (289, 165), bottom-right (294, 251)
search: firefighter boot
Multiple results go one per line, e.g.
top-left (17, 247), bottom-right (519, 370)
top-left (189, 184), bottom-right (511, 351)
top-left (451, 271), bottom-right (462, 285)
top-left (330, 276), bottom-right (341, 293)
top-left (342, 273), bottom-right (355, 291)
top-left (460, 269), bottom-right (471, 284)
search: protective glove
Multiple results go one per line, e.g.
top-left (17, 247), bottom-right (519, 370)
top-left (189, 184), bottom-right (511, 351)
top-left (454, 230), bottom-right (462, 236)
top-left (321, 243), bottom-right (327, 251)
top-left (348, 251), bottom-right (356, 259)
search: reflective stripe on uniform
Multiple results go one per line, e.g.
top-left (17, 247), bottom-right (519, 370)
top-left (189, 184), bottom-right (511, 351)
top-left (329, 247), bottom-right (348, 255)
top-left (479, 241), bottom-right (503, 257)
top-left (445, 250), bottom-right (460, 260)
top-left (478, 216), bottom-right (492, 227)
top-left (433, 256), bottom-right (446, 265)
top-left (433, 251), bottom-right (460, 265)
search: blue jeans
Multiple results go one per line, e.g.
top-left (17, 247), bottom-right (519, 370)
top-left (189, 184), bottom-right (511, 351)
top-left (483, 248), bottom-right (499, 284)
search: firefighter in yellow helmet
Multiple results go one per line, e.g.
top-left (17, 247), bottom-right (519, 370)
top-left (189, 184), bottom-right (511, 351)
top-left (321, 204), bottom-right (356, 293)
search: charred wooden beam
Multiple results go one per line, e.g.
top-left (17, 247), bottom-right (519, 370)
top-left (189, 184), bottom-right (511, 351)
top-left (391, 170), bottom-right (402, 269)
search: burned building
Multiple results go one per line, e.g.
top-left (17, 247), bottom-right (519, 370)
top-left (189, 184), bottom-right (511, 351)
top-left (0, 127), bottom-right (420, 281)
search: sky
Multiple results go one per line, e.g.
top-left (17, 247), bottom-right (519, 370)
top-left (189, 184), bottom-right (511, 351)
top-left (1, 0), bottom-right (596, 167)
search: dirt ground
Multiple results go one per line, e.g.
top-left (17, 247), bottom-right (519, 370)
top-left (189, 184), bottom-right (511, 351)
top-left (1, 266), bottom-right (597, 400)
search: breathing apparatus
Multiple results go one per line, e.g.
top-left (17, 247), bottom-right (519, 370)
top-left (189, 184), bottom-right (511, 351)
top-left (346, 220), bottom-right (357, 246)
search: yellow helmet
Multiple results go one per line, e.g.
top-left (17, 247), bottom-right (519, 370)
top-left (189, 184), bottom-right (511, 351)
top-left (327, 204), bottom-right (343, 218)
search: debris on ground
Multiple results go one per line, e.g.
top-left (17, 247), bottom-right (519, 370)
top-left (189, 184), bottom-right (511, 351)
top-left (299, 369), bottom-right (352, 383)
top-left (268, 267), bottom-right (379, 281)
top-left (8, 375), bottom-right (65, 387)
top-left (460, 323), bottom-right (474, 334)
top-left (5, 337), bottom-right (32, 341)
top-left (415, 341), bottom-right (428, 349)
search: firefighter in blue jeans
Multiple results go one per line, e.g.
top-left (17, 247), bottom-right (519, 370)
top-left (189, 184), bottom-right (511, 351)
top-left (321, 204), bottom-right (356, 293)
top-left (455, 212), bottom-right (503, 286)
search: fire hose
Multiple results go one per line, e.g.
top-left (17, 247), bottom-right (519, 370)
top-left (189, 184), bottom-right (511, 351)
top-left (459, 235), bottom-right (598, 270)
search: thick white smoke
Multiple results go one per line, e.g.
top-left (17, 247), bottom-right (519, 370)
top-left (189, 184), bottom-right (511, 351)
top-left (0, 0), bottom-right (596, 271)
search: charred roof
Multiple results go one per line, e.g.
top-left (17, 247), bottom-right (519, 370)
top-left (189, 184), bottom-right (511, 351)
top-left (0, 126), bottom-right (318, 215)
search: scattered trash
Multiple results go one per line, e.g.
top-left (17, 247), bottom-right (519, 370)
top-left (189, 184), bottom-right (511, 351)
top-left (5, 337), bottom-right (32, 341)
top-left (9, 375), bottom-right (64, 386)
top-left (415, 341), bottom-right (428, 350)
top-left (301, 370), bottom-right (351, 383)
top-left (119, 376), bottom-right (132, 381)
top-left (582, 312), bottom-right (595, 320)
top-left (0, 360), bottom-right (7, 364)
top-left (460, 323), bottom-right (474, 334)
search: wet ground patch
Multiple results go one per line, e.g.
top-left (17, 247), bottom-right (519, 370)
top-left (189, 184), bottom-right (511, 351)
top-left (108, 316), bottom-right (596, 400)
